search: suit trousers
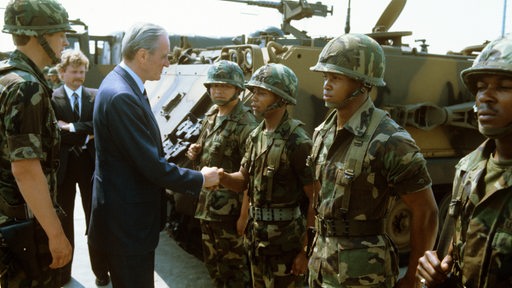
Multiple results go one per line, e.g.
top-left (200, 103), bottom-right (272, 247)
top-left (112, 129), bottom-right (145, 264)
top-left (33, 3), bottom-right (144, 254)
top-left (107, 251), bottom-right (155, 288)
top-left (57, 150), bottom-right (108, 281)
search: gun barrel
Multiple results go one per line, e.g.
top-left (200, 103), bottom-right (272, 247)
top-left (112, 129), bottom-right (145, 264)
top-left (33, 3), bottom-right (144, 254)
top-left (221, 0), bottom-right (282, 10)
top-left (221, 0), bottom-right (332, 38)
top-left (309, 2), bottom-right (333, 17)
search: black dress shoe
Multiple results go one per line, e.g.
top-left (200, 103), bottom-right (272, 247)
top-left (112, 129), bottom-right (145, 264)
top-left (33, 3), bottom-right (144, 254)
top-left (95, 275), bottom-right (110, 286)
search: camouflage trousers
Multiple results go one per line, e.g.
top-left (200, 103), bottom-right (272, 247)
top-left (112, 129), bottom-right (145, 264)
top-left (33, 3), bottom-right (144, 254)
top-left (248, 249), bottom-right (304, 288)
top-left (199, 219), bottom-right (250, 288)
top-left (308, 234), bottom-right (398, 288)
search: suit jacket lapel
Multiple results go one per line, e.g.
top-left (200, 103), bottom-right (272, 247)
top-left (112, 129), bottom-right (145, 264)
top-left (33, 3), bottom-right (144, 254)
top-left (114, 66), bottom-right (163, 152)
top-left (54, 87), bottom-right (76, 121)
top-left (81, 88), bottom-right (93, 119)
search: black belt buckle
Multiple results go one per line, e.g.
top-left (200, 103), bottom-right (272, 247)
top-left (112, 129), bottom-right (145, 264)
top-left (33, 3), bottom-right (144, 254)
top-left (321, 218), bottom-right (350, 237)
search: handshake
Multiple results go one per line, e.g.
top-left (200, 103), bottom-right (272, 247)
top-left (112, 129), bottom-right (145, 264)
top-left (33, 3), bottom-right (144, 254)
top-left (200, 166), bottom-right (225, 189)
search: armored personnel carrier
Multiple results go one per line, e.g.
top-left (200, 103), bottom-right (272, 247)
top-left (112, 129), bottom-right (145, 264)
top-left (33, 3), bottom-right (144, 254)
top-left (148, 0), bottom-right (485, 260)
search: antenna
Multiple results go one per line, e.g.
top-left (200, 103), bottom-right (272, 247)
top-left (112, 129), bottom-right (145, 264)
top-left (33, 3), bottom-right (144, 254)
top-left (502, 0), bottom-right (508, 37)
top-left (345, 0), bottom-right (351, 34)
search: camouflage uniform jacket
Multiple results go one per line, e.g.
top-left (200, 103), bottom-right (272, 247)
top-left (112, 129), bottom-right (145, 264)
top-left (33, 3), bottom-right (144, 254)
top-left (450, 139), bottom-right (512, 288)
top-left (195, 101), bottom-right (258, 221)
top-left (241, 111), bottom-right (315, 255)
top-left (0, 50), bottom-right (60, 213)
top-left (308, 98), bottom-right (431, 286)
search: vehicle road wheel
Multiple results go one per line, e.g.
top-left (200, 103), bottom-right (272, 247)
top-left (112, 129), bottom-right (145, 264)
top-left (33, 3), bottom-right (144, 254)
top-left (386, 198), bottom-right (411, 261)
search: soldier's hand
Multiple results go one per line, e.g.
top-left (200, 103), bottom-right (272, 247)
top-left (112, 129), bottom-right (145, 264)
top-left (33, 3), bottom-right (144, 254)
top-left (186, 143), bottom-right (202, 160)
top-left (416, 250), bottom-right (452, 287)
top-left (290, 251), bottom-right (308, 276)
top-left (48, 231), bottom-right (72, 269)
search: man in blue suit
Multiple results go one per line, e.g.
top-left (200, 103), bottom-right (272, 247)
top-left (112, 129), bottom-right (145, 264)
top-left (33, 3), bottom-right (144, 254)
top-left (88, 22), bottom-right (220, 288)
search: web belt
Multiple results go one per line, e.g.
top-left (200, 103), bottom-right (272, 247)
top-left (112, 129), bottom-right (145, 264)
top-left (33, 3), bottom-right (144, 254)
top-left (0, 196), bottom-right (33, 220)
top-left (315, 216), bottom-right (385, 237)
top-left (250, 206), bottom-right (301, 222)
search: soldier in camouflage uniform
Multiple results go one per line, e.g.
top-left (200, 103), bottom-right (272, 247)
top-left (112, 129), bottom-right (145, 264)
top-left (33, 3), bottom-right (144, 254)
top-left (417, 35), bottom-right (512, 288)
top-left (221, 63), bottom-right (319, 288)
top-left (46, 67), bottom-right (62, 90)
top-left (186, 60), bottom-right (257, 287)
top-left (0, 0), bottom-right (74, 286)
top-left (307, 33), bottom-right (439, 288)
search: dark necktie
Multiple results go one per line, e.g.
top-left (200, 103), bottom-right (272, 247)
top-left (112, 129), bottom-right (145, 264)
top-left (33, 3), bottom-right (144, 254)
top-left (72, 92), bottom-right (80, 121)
top-left (143, 89), bottom-right (150, 105)
top-left (70, 92), bottom-right (83, 156)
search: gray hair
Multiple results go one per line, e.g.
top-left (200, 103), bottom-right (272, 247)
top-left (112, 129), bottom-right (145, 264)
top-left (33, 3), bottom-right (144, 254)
top-left (121, 22), bottom-right (168, 61)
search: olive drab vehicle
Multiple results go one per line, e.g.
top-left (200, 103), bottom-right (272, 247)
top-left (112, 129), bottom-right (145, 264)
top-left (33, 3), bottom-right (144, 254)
top-left (141, 0), bottom-right (487, 261)
top-left (43, 18), bottom-right (123, 88)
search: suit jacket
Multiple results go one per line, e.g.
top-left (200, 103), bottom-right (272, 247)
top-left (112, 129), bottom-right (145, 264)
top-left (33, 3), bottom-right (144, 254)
top-left (89, 65), bottom-right (203, 255)
top-left (51, 85), bottom-right (96, 184)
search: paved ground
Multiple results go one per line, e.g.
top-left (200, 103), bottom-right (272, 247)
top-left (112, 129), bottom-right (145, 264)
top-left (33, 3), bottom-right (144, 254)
top-left (63, 196), bottom-right (213, 288)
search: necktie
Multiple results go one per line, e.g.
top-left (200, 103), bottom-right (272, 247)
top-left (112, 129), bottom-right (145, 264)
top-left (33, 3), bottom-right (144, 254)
top-left (143, 89), bottom-right (150, 105)
top-left (72, 92), bottom-right (80, 121)
top-left (70, 92), bottom-right (82, 156)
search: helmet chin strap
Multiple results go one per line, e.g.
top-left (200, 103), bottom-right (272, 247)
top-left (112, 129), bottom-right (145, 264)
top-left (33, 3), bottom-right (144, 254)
top-left (258, 99), bottom-right (286, 117)
top-left (349, 86), bottom-right (367, 98)
top-left (37, 35), bottom-right (60, 64)
top-left (211, 90), bottom-right (241, 106)
top-left (329, 83), bottom-right (371, 109)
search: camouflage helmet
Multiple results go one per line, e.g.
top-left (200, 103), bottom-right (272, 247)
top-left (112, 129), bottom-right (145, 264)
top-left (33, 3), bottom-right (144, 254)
top-left (204, 60), bottom-right (245, 90)
top-left (310, 33), bottom-right (386, 87)
top-left (47, 66), bottom-right (58, 75)
top-left (246, 63), bottom-right (298, 105)
top-left (3, 0), bottom-right (75, 36)
top-left (461, 34), bottom-right (512, 94)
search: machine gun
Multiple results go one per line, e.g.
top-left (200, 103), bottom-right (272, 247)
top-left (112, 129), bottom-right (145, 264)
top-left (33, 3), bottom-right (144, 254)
top-left (222, 0), bottom-right (333, 39)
